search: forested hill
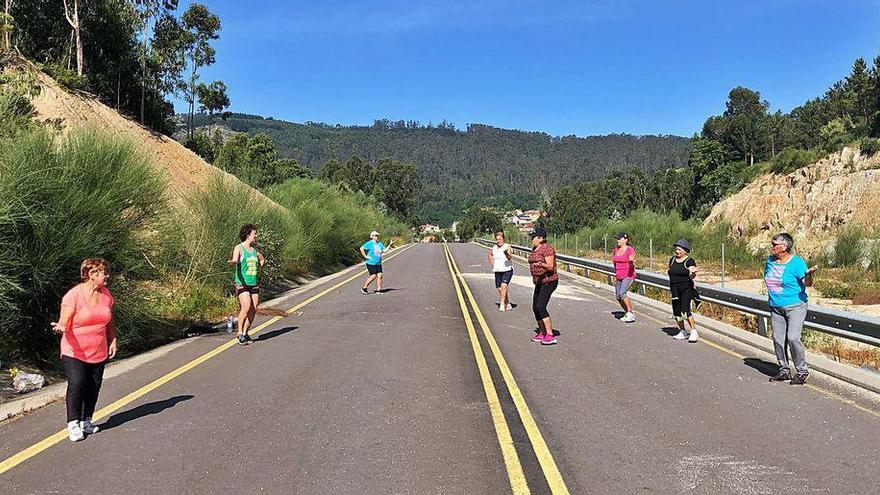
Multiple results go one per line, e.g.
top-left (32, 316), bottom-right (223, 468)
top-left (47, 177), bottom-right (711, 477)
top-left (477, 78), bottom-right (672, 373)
top-left (191, 114), bottom-right (691, 224)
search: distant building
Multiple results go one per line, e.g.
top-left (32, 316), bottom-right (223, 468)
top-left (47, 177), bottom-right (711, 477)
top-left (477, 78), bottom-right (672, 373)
top-left (419, 224), bottom-right (441, 234)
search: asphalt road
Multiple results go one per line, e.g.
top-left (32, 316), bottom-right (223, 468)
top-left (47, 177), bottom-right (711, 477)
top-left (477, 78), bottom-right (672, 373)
top-left (1, 243), bottom-right (878, 494)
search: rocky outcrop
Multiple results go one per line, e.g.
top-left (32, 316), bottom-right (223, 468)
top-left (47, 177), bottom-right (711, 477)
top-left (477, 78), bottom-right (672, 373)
top-left (705, 147), bottom-right (880, 255)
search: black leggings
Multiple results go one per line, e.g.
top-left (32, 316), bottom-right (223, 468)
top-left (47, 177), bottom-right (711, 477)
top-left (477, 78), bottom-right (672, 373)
top-left (62, 356), bottom-right (106, 423)
top-left (670, 283), bottom-right (694, 321)
top-left (532, 280), bottom-right (558, 321)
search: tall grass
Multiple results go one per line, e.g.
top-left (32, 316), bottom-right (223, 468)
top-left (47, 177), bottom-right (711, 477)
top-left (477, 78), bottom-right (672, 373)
top-left (266, 178), bottom-right (409, 272)
top-left (0, 129), bottom-right (167, 365)
top-left (832, 225), bottom-right (864, 267)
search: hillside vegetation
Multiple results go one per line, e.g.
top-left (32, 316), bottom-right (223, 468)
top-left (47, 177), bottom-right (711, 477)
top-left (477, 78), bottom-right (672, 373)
top-left (0, 60), bottom-right (407, 370)
top-left (190, 113), bottom-right (692, 224)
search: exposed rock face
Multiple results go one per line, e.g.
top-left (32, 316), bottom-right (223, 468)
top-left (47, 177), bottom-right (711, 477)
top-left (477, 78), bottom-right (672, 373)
top-left (705, 147), bottom-right (880, 255)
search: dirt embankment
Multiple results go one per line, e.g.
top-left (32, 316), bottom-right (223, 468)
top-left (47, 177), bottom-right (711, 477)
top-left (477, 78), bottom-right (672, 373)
top-left (706, 147), bottom-right (880, 255)
top-left (28, 69), bottom-right (281, 209)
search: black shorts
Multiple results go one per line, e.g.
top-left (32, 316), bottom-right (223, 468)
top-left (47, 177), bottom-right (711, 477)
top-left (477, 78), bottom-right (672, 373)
top-left (367, 264), bottom-right (383, 275)
top-left (236, 285), bottom-right (259, 297)
top-left (494, 270), bottom-right (513, 288)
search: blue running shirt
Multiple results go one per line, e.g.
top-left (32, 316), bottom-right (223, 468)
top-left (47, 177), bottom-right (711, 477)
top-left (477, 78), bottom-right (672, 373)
top-left (764, 255), bottom-right (808, 307)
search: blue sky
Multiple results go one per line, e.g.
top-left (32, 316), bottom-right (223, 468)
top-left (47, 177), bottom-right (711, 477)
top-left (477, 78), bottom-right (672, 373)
top-left (177, 0), bottom-right (880, 137)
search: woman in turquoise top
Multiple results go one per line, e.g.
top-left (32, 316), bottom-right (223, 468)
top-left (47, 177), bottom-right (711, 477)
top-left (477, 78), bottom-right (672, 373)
top-left (228, 224), bottom-right (266, 345)
top-left (764, 232), bottom-right (818, 384)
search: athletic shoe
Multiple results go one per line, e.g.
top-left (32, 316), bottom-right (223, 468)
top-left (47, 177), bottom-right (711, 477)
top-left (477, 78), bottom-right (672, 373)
top-left (68, 421), bottom-right (84, 442)
top-left (505, 304), bottom-right (513, 311)
top-left (531, 334), bottom-right (544, 343)
top-left (499, 304), bottom-right (506, 312)
top-left (80, 419), bottom-right (100, 435)
top-left (672, 330), bottom-right (688, 340)
top-left (244, 333), bottom-right (252, 343)
top-left (688, 330), bottom-right (699, 343)
top-left (535, 327), bottom-right (561, 337)
top-left (769, 370), bottom-right (791, 382)
top-left (541, 334), bottom-right (558, 345)
top-left (621, 312), bottom-right (636, 323)
top-left (376, 289), bottom-right (385, 294)
top-left (361, 287), bottom-right (369, 295)
top-left (237, 334), bottom-right (248, 345)
top-left (790, 371), bottom-right (809, 385)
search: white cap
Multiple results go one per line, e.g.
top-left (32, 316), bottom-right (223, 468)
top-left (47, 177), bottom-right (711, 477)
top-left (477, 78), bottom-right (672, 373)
top-left (370, 231), bottom-right (380, 237)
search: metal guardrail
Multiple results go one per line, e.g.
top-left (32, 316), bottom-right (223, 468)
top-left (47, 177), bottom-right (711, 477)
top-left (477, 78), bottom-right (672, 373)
top-left (477, 239), bottom-right (880, 347)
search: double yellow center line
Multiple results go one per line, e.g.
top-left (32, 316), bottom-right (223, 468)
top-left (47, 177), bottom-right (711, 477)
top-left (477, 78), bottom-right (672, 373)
top-left (443, 243), bottom-right (570, 495)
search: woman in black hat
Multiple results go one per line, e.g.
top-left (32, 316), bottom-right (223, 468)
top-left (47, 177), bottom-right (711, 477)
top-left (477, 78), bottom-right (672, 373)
top-left (527, 228), bottom-right (559, 345)
top-left (668, 239), bottom-right (700, 342)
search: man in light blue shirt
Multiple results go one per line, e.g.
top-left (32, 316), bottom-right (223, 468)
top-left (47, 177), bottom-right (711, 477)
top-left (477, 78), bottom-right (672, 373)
top-left (360, 231), bottom-right (393, 294)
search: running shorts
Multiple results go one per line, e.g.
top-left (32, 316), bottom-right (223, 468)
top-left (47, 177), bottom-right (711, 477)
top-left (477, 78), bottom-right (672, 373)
top-left (494, 270), bottom-right (513, 288)
top-left (367, 264), bottom-right (383, 275)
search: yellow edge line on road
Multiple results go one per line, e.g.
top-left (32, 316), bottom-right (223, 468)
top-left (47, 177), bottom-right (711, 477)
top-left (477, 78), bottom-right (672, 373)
top-left (442, 244), bottom-right (530, 495)
top-left (475, 243), bottom-right (880, 419)
top-left (448, 244), bottom-right (570, 495)
top-left (0, 245), bottom-right (415, 476)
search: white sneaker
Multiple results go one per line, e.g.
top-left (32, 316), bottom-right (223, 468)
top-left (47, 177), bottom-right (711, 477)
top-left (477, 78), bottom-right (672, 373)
top-left (672, 330), bottom-right (689, 340)
top-left (81, 419), bottom-right (100, 435)
top-left (622, 312), bottom-right (636, 323)
top-left (68, 421), bottom-right (84, 442)
top-left (688, 329), bottom-right (699, 343)
top-left (506, 303), bottom-right (513, 311)
top-left (499, 304), bottom-right (506, 312)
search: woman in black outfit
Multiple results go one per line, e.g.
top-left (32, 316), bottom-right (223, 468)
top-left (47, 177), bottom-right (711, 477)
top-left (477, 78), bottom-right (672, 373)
top-left (668, 239), bottom-right (700, 343)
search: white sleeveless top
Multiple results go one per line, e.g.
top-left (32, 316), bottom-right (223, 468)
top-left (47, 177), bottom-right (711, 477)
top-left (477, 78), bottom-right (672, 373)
top-left (492, 244), bottom-right (514, 272)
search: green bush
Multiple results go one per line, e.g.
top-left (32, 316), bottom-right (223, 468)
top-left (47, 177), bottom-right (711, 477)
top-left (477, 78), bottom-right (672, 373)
top-left (38, 63), bottom-right (87, 91)
top-left (861, 138), bottom-right (880, 157)
top-left (832, 226), bottom-right (864, 267)
top-left (813, 279), bottom-right (855, 300)
top-left (769, 148), bottom-right (823, 174)
top-left (565, 210), bottom-right (759, 270)
top-left (0, 129), bottom-right (167, 365)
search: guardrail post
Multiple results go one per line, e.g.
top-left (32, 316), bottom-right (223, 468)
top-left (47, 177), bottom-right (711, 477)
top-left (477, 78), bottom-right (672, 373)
top-left (758, 316), bottom-right (769, 337)
top-left (606, 273), bottom-right (613, 285)
top-left (638, 283), bottom-right (646, 296)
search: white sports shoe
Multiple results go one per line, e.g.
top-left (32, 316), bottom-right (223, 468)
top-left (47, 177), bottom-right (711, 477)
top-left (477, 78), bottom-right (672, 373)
top-left (68, 421), bottom-right (84, 442)
top-left (672, 330), bottom-right (689, 340)
top-left (506, 303), bottom-right (513, 311)
top-left (499, 304), bottom-right (506, 312)
top-left (621, 312), bottom-right (636, 323)
top-left (81, 419), bottom-right (100, 434)
top-left (688, 329), bottom-right (699, 343)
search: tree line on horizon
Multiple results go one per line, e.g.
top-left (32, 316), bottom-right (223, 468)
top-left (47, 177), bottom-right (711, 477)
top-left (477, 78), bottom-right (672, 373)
top-left (190, 113), bottom-right (692, 225)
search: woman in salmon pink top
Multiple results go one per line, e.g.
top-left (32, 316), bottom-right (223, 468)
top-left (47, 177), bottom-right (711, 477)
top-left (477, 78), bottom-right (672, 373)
top-left (52, 258), bottom-right (117, 442)
top-left (611, 232), bottom-right (637, 323)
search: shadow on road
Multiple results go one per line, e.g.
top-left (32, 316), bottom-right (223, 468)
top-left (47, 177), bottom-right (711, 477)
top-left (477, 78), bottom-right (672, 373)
top-left (611, 311), bottom-right (625, 319)
top-left (743, 357), bottom-right (779, 377)
top-left (660, 326), bottom-right (681, 336)
top-left (100, 395), bottom-right (194, 431)
top-left (376, 288), bottom-right (402, 294)
top-left (494, 303), bottom-right (519, 309)
top-left (256, 326), bottom-right (298, 341)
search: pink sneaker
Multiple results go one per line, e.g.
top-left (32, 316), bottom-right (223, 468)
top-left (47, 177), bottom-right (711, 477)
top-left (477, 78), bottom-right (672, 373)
top-left (531, 333), bottom-right (544, 343)
top-left (541, 334), bottom-right (558, 345)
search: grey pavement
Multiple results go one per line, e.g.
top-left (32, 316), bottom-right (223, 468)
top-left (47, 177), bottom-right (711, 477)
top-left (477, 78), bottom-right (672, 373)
top-left (1, 243), bottom-right (878, 494)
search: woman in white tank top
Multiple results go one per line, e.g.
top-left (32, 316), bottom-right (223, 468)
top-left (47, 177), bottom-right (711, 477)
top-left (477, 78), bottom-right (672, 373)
top-left (488, 232), bottom-right (514, 311)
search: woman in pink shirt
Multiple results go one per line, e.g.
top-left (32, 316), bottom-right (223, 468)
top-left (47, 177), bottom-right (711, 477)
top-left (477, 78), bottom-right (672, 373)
top-left (52, 258), bottom-right (117, 442)
top-left (611, 232), bottom-right (637, 323)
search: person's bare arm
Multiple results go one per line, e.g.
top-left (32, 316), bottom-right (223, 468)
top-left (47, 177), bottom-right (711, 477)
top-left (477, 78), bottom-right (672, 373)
top-left (51, 304), bottom-right (74, 334)
top-left (107, 319), bottom-right (118, 359)
top-left (360, 247), bottom-right (369, 259)
top-left (504, 245), bottom-right (513, 260)
top-left (257, 251), bottom-right (266, 267)
top-left (805, 266), bottom-right (818, 287)
top-left (540, 254), bottom-right (556, 272)
top-left (227, 245), bottom-right (241, 265)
